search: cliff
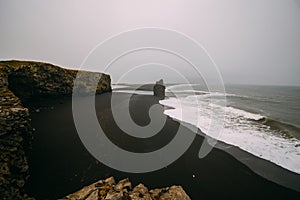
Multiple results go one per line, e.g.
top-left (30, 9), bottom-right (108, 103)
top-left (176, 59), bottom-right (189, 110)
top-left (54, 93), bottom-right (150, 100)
top-left (0, 60), bottom-right (112, 199)
top-left (0, 67), bottom-right (32, 199)
top-left (1, 60), bottom-right (111, 100)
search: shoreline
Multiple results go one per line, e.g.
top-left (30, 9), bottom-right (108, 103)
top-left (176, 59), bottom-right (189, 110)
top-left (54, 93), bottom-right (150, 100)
top-left (216, 137), bottom-right (300, 192)
top-left (175, 119), bottom-right (300, 192)
top-left (25, 92), bottom-right (300, 199)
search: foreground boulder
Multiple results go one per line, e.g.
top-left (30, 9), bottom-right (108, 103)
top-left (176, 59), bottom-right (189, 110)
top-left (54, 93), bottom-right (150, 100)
top-left (0, 60), bottom-right (112, 199)
top-left (153, 79), bottom-right (165, 99)
top-left (63, 177), bottom-right (191, 200)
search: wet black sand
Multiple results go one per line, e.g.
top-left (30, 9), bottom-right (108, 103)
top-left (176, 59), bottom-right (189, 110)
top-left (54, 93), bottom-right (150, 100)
top-left (24, 92), bottom-right (300, 199)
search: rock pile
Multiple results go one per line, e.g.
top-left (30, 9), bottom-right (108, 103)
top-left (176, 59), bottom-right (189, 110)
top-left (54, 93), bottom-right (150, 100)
top-left (63, 177), bottom-right (191, 200)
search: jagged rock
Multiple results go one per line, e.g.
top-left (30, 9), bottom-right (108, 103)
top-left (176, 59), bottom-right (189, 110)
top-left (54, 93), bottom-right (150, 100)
top-left (0, 60), bottom-right (112, 200)
top-left (130, 184), bottom-right (152, 200)
top-left (115, 178), bottom-right (132, 192)
top-left (86, 190), bottom-right (99, 200)
top-left (105, 176), bottom-right (116, 186)
top-left (63, 177), bottom-right (191, 200)
top-left (153, 79), bottom-right (165, 99)
top-left (0, 81), bottom-right (32, 199)
top-left (150, 186), bottom-right (190, 200)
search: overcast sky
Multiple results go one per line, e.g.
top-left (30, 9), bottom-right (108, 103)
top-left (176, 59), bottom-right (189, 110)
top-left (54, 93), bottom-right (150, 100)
top-left (1, 0), bottom-right (300, 85)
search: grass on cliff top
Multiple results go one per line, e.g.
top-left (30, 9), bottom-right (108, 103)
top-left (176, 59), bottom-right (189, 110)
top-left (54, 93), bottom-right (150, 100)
top-left (0, 60), bottom-right (109, 76)
top-left (0, 60), bottom-right (80, 74)
top-left (0, 60), bottom-right (60, 68)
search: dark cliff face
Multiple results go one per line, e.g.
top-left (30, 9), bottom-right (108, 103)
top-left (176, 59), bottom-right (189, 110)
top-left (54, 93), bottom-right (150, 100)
top-left (0, 66), bottom-right (32, 199)
top-left (1, 60), bottom-right (111, 101)
top-left (0, 60), bottom-right (112, 199)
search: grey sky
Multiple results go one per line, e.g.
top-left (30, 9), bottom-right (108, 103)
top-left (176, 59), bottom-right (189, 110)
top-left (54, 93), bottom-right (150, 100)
top-left (1, 0), bottom-right (300, 85)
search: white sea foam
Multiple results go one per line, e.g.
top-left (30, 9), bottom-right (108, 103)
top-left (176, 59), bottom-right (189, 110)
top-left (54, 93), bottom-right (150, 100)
top-left (166, 88), bottom-right (249, 100)
top-left (159, 95), bottom-right (300, 174)
top-left (111, 84), bottom-right (130, 90)
top-left (113, 89), bottom-right (153, 95)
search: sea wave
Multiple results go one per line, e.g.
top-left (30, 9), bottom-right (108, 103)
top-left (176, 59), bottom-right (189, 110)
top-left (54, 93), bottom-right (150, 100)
top-left (159, 95), bottom-right (300, 174)
top-left (111, 84), bottom-right (130, 90)
top-left (166, 88), bottom-right (249, 100)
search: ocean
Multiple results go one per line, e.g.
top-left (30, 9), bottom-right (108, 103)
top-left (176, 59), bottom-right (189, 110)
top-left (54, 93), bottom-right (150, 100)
top-left (158, 84), bottom-right (300, 174)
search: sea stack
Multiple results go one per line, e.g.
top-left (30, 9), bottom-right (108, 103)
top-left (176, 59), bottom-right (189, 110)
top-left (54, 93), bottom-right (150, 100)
top-left (153, 79), bottom-right (165, 99)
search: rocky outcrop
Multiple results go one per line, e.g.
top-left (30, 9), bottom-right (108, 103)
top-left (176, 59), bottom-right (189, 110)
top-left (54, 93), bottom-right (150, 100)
top-left (63, 177), bottom-right (191, 200)
top-left (0, 60), bottom-right (112, 199)
top-left (1, 60), bottom-right (111, 101)
top-left (153, 79), bottom-right (165, 99)
top-left (0, 65), bottom-right (33, 199)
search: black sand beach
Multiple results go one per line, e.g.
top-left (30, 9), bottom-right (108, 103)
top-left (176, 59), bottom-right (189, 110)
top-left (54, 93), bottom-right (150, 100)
top-left (24, 92), bottom-right (300, 199)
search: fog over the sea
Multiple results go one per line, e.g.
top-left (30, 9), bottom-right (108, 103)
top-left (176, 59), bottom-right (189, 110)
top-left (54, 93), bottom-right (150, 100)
top-left (1, 0), bottom-right (300, 85)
